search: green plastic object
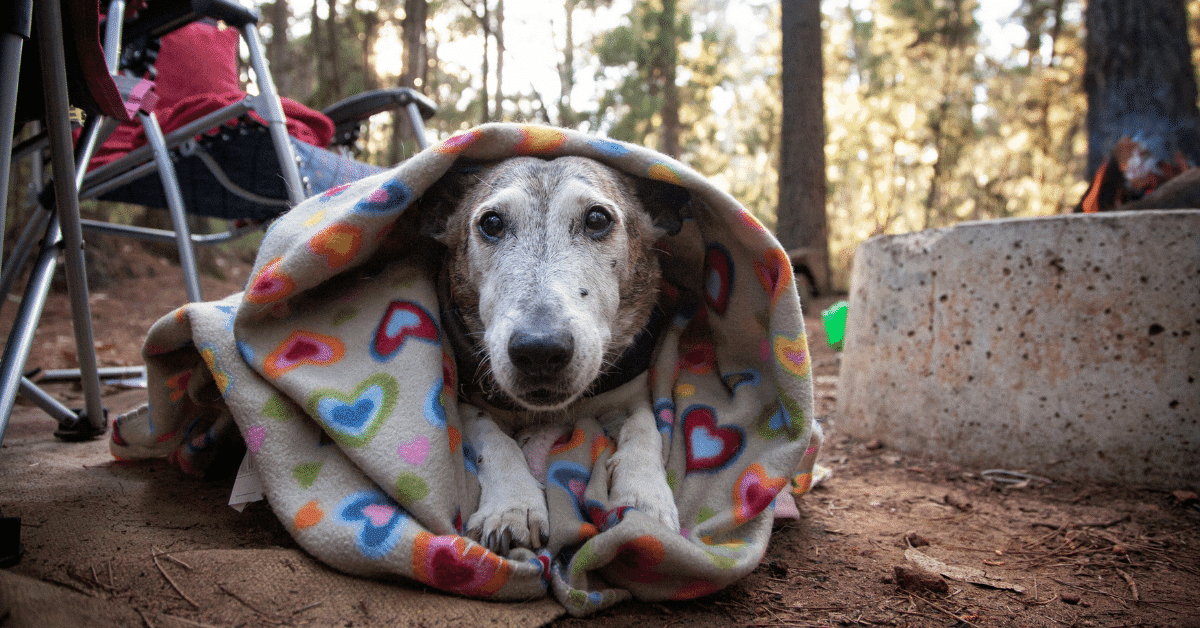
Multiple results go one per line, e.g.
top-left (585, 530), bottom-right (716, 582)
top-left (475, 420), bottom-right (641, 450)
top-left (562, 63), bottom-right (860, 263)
top-left (821, 301), bottom-right (848, 351)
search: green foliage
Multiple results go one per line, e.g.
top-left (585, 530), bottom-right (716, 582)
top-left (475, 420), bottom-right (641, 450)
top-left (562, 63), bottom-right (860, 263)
top-left (591, 0), bottom-right (692, 148)
top-left (194, 0), bottom-right (1101, 291)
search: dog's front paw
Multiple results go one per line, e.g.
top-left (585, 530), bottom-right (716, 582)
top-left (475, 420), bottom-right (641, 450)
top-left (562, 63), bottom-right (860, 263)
top-left (608, 449), bottom-right (680, 532)
top-left (466, 495), bottom-right (549, 555)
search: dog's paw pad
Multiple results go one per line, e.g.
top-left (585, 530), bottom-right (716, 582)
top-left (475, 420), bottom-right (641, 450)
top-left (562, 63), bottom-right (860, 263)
top-left (466, 505), bottom-right (549, 555)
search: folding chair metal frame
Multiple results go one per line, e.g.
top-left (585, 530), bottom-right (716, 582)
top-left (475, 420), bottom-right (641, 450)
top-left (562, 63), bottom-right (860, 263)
top-left (0, 0), bottom-right (435, 445)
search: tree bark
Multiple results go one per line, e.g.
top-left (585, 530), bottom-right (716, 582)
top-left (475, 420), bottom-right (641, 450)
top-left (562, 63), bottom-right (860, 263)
top-left (1083, 0), bottom-right (1200, 178)
top-left (265, 0), bottom-right (290, 82)
top-left (658, 0), bottom-right (680, 158)
top-left (494, 0), bottom-right (504, 120)
top-left (391, 0), bottom-right (429, 163)
top-left (558, 0), bottom-right (577, 128)
top-left (778, 0), bottom-right (830, 294)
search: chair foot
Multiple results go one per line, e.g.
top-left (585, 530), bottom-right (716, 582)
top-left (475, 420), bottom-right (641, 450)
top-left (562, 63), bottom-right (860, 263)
top-left (53, 408), bottom-right (108, 441)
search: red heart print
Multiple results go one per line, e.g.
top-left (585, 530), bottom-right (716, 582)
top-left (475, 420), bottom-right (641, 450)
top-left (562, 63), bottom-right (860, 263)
top-left (682, 405), bottom-right (744, 474)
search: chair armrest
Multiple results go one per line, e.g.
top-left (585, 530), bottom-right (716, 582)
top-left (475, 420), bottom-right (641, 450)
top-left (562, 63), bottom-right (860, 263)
top-left (322, 88), bottom-right (437, 125)
top-left (323, 88), bottom-right (437, 150)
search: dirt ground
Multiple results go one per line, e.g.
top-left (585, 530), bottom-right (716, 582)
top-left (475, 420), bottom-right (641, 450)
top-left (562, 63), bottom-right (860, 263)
top-left (2, 239), bottom-right (1198, 627)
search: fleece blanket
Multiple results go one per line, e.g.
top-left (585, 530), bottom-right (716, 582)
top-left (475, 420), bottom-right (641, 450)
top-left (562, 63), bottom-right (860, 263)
top-left (111, 123), bottom-right (823, 616)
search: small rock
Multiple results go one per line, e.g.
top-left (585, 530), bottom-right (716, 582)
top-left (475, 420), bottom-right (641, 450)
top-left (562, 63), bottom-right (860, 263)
top-left (864, 439), bottom-right (884, 451)
top-left (1171, 490), bottom-right (1198, 506)
top-left (880, 574), bottom-right (895, 584)
top-left (893, 565), bottom-right (949, 594)
top-left (1111, 544), bottom-right (1127, 555)
top-left (943, 493), bottom-right (973, 511)
top-left (1061, 591), bottom-right (1081, 605)
top-left (903, 532), bottom-right (930, 548)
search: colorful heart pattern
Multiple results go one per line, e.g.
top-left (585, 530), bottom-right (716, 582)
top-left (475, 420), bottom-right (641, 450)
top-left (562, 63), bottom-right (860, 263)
top-left (264, 330), bottom-right (345, 378)
top-left (292, 461), bottom-right (323, 488)
top-left (371, 301), bottom-right (439, 362)
top-left (436, 129), bottom-right (482, 154)
top-left (733, 463), bottom-right (788, 525)
top-left (754, 393), bottom-right (806, 442)
top-left (515, 127), bottom-right (567, 154)
top-left (721, 369), bottom-right (761, 393)
top-left (246, 257), bottom-right (295, 304)
top-left (654, 398), bottom-right (675, 435)
top-left (398, 436), bottom-right (431, 465)
top-left (773, 332), bottom-right (811, 379)
top-left (353, 179), bottom-right (412, 214)
top-left (423, 379), bottom-right (447, 428)
top-left (306, 373), bottom-right (399, 448)
top-left (753, 248), bottom-right (792, 305)
top-left (678, 340), bottom-right (715, 375)
top-left (703, 244), bottom-right (733, 316)
top-left (606, 535), bottom-right (666, 585)
top-left (335, 490), bottom-right (410, 558)
top-left (682, 405), bottom-right (744, 474)
top-left (412, 532), bottom-right (511, 595)
top-left (309, 223), bottom-right (363, 269)
top-left (548, 460), bottom-right (591, 522)
top-left (245, 425), bottom-right (266, 454)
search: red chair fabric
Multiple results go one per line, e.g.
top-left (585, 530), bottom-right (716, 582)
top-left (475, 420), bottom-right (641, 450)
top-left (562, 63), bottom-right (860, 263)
top-left (87, 21), bottom-right (334, 170)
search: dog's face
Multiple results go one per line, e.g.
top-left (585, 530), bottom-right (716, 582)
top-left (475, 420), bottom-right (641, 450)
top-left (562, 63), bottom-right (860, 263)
top-left (422, 156), bottom-right (687, 412)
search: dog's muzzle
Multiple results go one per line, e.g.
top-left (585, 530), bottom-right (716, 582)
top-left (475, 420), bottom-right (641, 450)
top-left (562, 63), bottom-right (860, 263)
top-left (503, 309), bottom-right (580, 408)
top-left (508, 328), bottom-right (575, 380)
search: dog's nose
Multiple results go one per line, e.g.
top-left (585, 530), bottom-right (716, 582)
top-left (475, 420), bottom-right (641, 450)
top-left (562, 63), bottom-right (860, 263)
top-left (508, 328), bottom-right (575, 378)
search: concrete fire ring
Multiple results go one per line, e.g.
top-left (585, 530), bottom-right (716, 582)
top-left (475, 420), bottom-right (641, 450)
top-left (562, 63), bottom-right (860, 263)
top-left (836, 210), bottom-right (1198, 488)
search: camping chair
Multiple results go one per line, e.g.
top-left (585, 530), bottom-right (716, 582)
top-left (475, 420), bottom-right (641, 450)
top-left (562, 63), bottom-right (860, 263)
top-left (1, 0), bottom-right (436, 443)
top-left (73, 6), bottom-right (435, 304)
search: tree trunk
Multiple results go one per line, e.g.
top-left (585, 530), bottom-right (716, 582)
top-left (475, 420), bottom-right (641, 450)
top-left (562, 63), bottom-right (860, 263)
top-left (310, 0), bottom-right (323, 100)
top-left (325, 0), bottom-right (343, 102)
top-left (1084, 0), bottom-right (1200, 179)
top-left (494, 0), bottom-right (504, 121)
top-left (265, 0), bottom-right (290, 89)
top-left (658, 0), bottom-right (680, 158)
top-left (392, 0), bottom-right (429, 163)
top-left (778, 0), bottom-right (830, 294)
top-left (558, 0), bottom-right (577, 128)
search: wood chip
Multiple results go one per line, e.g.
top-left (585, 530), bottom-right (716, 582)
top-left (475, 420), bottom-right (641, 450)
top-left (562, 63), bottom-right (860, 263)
top-left (904, 548), bottom-right (1026, 593)
top-left (894, 565), bottom-right (949, 594)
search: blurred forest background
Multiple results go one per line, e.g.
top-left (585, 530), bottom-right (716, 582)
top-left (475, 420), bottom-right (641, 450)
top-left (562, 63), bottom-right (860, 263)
top-left (6, 0), bottom-right (1198, 291)
top-left (248, 0), bottom-right (1200, 289)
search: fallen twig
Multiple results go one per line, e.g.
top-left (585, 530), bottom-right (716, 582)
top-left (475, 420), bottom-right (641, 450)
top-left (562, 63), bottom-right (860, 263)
top-left (909, 593), bottom-right (982, 628)
top-left (152, 553), bottom-right (199, 609)
top-left (133, 606), bottom-right (154, 628)
top-left (290, 597), bottom-right (326, 615)
top-left (42, 575), bottom-right (95, 598)
top-left (69, 567), bottom-right (117, 592)
top-left (153, 546), bottom-right (193, 570)
top-left (1115, 568), bottom-right (1139, 602)
top-left (1050, 577), bottom-right (1128, 608)
top-left (217, 583), bottom-right (284, 624)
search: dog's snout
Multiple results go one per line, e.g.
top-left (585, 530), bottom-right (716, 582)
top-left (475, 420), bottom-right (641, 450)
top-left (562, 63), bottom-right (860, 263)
top-left (508, 328), bottom-right (575, 379)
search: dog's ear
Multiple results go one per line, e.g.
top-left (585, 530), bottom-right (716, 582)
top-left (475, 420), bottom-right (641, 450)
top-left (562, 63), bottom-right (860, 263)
top-left (634, 177), bottom-right (691, 237)
top-left (414, 167), bottom-right (476, 244)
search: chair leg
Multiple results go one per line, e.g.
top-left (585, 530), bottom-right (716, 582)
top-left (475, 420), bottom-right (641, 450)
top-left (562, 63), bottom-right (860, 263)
top-left (0, 31), bottom-right (29, 270)
top-left (0, 0), bottom-right (108, 440)
top-left (139, 111), bottom-right (203, 302)
top-left (241, 23), bottom-right (306, 205)
top-left (0, 205), bottom-right (53, 314)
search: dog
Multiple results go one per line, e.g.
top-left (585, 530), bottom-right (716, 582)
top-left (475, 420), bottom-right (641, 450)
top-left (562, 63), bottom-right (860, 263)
top-left (418, 155), bottom-right (690, 554)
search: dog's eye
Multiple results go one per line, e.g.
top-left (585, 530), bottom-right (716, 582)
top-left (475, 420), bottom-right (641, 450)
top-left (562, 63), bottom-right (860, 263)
top-left (478, 211), bottom-right (505, 240)
top-left (583, 206), bottom-right (613, 236)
